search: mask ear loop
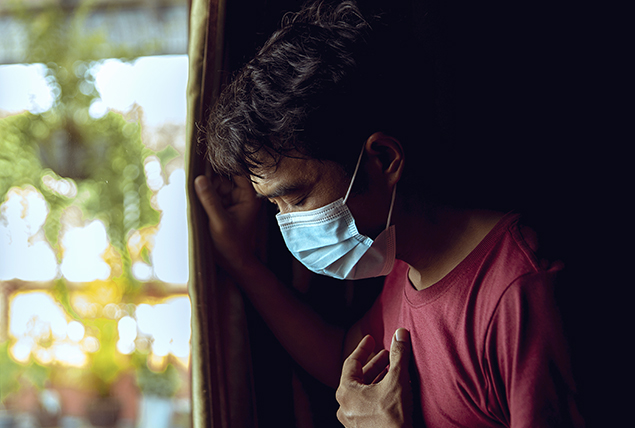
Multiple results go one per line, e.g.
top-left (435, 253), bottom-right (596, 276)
top-left (385, 183), bottom-right (396, 230)
top-left (343, 143), bottom-right (367, 204)
top-left (343, 142), bottom-right (397, 232)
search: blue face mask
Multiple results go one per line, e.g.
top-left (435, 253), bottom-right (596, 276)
top-left (276, 146), bottom-right (396, 280)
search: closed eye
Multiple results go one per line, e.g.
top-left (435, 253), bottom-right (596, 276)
top-left (255, 193), bottom-right (280, 211)
top-left (256, 182), bottom-right (311, 211)
top-left (290, 195), bottom-right (308, 207)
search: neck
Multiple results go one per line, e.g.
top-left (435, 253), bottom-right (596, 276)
top-left (394, 200), bottom-right (503, 290)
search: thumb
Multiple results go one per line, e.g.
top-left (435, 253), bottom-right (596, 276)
top-left (389, 328), bottom-right (411, 378)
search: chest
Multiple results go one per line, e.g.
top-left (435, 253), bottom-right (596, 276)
top-left (378, 292), bottom-right (508, 427)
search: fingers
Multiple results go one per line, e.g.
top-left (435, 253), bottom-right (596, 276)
top-left (388, 328), bottom-right (411, 381)
top-left (362, 350), bottom-right (389, 384)
top-left (194, 175), bottom-right (225, 225)
top-left (336, 330), bottom-right (413, 428)
top-left (341, 330), bottom-right (411, 386)
top-left (341, 335), bottom-right (375, 383)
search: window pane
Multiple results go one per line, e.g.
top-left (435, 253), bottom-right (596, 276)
top-left (0, 1), bottom-right (191, 427)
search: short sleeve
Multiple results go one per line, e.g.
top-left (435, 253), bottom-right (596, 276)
top-left (484, 269), bottom-right (585, 428)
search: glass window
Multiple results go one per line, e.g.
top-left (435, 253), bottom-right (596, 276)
top-left (0, 1), bottom-right (191, 427)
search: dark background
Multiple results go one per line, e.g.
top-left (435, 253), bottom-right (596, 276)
top-left (220, 0), bottom-right (625, 426)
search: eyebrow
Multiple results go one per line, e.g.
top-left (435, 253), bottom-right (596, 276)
top-left (256, 182), bottom-right (305, 200)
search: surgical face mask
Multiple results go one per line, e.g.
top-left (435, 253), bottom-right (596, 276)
top-left (276, 145), bottom-right (396, 280)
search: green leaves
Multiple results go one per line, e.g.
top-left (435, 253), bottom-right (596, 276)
top-left (135, 362), bottom-right (181, 398)
top-left (156, 145), bottom-right (180, 169)
top-left (0, 114), bottom-right (43, 198)
top-left (1, 110), bottom-right (160, 260)
top-left (0, 342), bottom-right (51, 404)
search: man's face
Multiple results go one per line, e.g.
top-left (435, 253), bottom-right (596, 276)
top-left (251, 155), bottom-right (349, 215)
top-left (251, 153), bottom-right (389, 239)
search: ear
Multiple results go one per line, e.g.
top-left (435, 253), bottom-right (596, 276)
top-left (364, 132), bottom-right (405, 187)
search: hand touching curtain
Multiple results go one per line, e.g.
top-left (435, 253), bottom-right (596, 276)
top-left (186, 0), bottom-right (257, 427)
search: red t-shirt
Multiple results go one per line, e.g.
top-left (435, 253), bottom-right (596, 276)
top-left (358, 213), bottom-right (584, 427)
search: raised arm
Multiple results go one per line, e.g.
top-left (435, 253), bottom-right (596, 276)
top-left (194, 174), bottom-right (345, 388)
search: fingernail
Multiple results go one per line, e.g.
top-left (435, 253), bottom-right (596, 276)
top-left (395, 328), bottom-right (409, 342)
top-left (195, 176), bottom-right (208, 192)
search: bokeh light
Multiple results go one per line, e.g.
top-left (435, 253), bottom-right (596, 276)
top-left (117, 315), bottom-right (137, 355)
top-left (0, 186), bottom-right (58, 281)
top-left (9, 292), bottom-right (67, 339)
top-left (152, 170), bottom-right (189, 284)
top-left (51, 342), bottom-right (87, 367)
top-left (67, 321), bottom-right (85, 342)
top-left (135, 296), bottom-right (191, 359)
top-left (0, 63), bottom-right (55, 114)
top-left (60, 220), bottom-right (112, 282)
top-left (42, 173), bottom-right (78, 198)
top-left (9, 292), bottom-right (89, 367)
top-left (144, 157), bottom-right (164, 191)
top-left (91, 56), bottom-right (188, 127)
top-left (8, 292), bottom-right (192, 368)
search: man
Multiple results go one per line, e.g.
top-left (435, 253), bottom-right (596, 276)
top-left (194, 0), bottom-right (583, 426)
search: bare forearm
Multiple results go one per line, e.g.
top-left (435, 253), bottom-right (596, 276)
top-left (193, 175), bottom-right (345, 387)
top-left (227, 256), bottom-right (345, 388)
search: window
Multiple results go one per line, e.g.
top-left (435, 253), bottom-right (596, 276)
top-left (0, 1), bottom-right (191, 427)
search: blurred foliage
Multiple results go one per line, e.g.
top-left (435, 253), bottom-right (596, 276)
top-left (0, 0), bottom-right (171, 400)
top-left (134, 358), bottom-right (181, 398)
top-left (84, 318), bottom-right (125, 396)
top-left (0, 111), bottom-right (159, 255)
top-left (0, 0), bottom-right (161, 289)
top-left (156, 145), bottom-right (180, 169)
top-left (0, 342), bottom-right (23, 403)
top-left (51, 279), bottom-right (82, 320)
top-left (0, 342), bottom-right (50, 404)
top-left (7, 0), bottom-right (145, 64)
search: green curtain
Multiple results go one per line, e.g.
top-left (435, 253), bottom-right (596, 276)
top-left (186, 0), bottom-right (257, 426)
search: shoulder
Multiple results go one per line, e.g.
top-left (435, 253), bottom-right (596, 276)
top-left (469, 212), bottom-right (564, 316)
top-left (483, 212), bottom-right (560, 279)
top-left (479, 215), bottom-right (568, 349)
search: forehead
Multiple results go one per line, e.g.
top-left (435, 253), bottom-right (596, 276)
top-left (250, 155), bottom-right (345, 197)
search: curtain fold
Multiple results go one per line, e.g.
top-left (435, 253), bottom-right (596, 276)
top-left (186, 0), bottom-right (257, 427)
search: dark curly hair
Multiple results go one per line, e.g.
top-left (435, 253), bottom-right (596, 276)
top-left (203, 0), bottom-right (436, 181)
